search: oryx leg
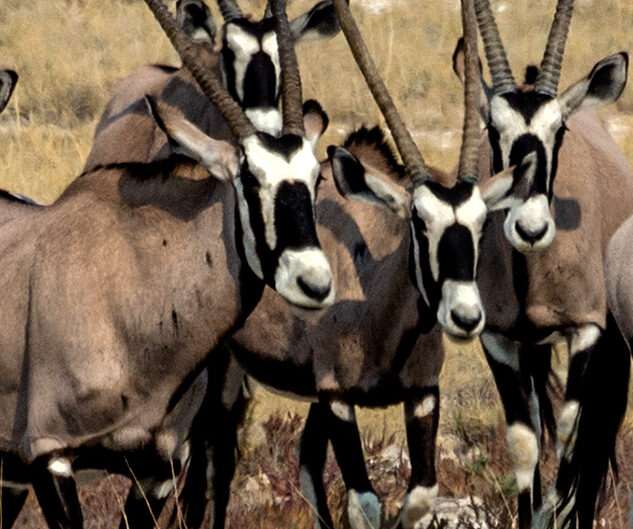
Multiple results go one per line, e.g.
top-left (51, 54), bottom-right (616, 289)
top-left (319, 396), bottom-right (381, 529)
top-left (119, 473), bottom-right (174, 529)
top-left (1, 488), bottom-right (29, 529)
top-left (299, 403), bottom-right (335, 529)
top-left (392, 387), bottom-right (440, 529)
top-left (481, 332), bottom-right (541, 529)
top-left (31, 454), bottom-right (83, 529)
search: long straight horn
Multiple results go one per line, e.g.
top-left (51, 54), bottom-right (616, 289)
top-left (217, 0), bottom-right (243, 21)
top-left (458, 0), bottom-right (481, 180)
top-left (332, 0), bottom-right (430, 183)
top-left (473, 0), bottom-right (515, 94)
top-left (144, 0), bottom-right (256, 140)
top-left (535, 0), bottom-right (574, 96)
top-left (271, 0), bottom-right (305, 135)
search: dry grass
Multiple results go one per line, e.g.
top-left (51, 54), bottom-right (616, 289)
top-left (2, 0), bottom-right (633, 527)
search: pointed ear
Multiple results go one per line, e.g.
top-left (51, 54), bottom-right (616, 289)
top-left (145, 95), bottom-right (239, 181)
top-left (303, 99), bottom-right (329, 149)
top-left (453, 37), bottom-right (490, 122)
top-left (290, 0), bottom-right (344, 43)
top-left (176, 0), bottom-right (216, 44)
top-left (482, 151), bottom-right (537, 211)
top-left (0, 70), bottom-right (18, 115)
top-left (329, 146), bottom-right (411, 219)
top-left (558, 52), bottom-right (628, 119)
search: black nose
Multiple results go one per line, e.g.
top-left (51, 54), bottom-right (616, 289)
top-left (515, 221), bottom-right (548, 245)
top-left (451, 309), bottom-right (482, 333)
top-left (297, 276), bottom-right (331, 302)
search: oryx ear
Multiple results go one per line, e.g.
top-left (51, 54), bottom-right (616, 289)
top-left (329, 146), bottom-right (411, 219)
top-left (483, 151), bottom-right (537, 211)
top-left (303, 100), bottom-right (329, 149)
top-left (0, 70), bottom-right (18, 115)
top-left (176, 0), bottom-right (216, 44)
top-left (453, 37), bottom-right (490, 122)
top-left (145, 96), bottom-right (239, 181)
top-left (290, 0), bottom-right (344, 43)
top-left (558, 52), bottom-right (628, 119)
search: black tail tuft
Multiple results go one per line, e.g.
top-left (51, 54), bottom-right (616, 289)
top-left (559, 312), bottom-right (630, 529)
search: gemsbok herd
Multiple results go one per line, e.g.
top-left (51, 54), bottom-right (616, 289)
top-left (0, 0), bottom-right (632, 528)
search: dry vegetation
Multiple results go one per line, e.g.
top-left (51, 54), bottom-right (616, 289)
top-left (2, 0), bottom-right (633, 527)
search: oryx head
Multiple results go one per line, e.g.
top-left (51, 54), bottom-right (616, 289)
top-left (329, 0), bottom-right (529, 338)
top-left (211, 0), bottom-right (342, 135)
top-left (0, 70), bottom-right (17, 115)
top-left (145, 0), bottom-right (334, 310)
top-left (454, 0), bottom-right (628, 253)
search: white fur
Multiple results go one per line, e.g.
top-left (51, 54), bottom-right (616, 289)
top-left (437, 280), bottom-right (485, 338)
top-left (261, 31), bottom-right (281, 90)
top-left (348, 489), bottom-right (381, 529)
top-left (569, 325), bottom-right (601, 356)
top-left (557, 400), bottom-right (580, 460)
top-left (224, 25), bottom-right (260, 102)
top-left (507, 423), bottom-right (539, 492)
top-left (397, 484), bottom-right (438, 529)
top-left (245, 107), bottom-right (283, 136)
top-left (413, 394), bottom-right (437, 418)
top-left (300, 467), bottom-right (321, 529)
top-left (153, 479), bottom-right (175, 499)
top-left (48, 457), bottom-right (73, 477)
top-left (503, 194), bottom-right (555, 252)
top-left (480, 332), bottom-right (520, 371)
top-left (274, 247), bottom-right (334, 308)
top-left (330, 400), bottom-right (355, 422)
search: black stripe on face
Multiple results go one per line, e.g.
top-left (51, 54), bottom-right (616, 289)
top-left (274, 181), bottom-right (319, 252)
top-left (410, 212), bottom-right (440, 311)
top-left (242, 52), bottom-right (278, 109)
top-left (437, 224), bottom-right (475, 283)
top-left (509, 134), bottom-right (548, 196)
top-left (221, 44), bottom-right (239, 102)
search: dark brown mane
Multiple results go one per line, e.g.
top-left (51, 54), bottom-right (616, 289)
top-left (343, 126), bottom-right (404, 181)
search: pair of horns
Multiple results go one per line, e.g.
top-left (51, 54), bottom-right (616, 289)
top-left (332, 0), bottom-right (481, 182)
top-left (475, 0), bottom-right (574, 96)
top-left (144, 0), bottom-right (305, 139)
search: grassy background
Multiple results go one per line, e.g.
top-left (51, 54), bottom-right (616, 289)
top-left (2, 0), bottom-right (633, 527)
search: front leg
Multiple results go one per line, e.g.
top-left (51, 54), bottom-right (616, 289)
top-left (392, 387), bottom-right (439, 529)
top-left (320, 395), bottom-right (381, 529)
top-left (481, 332), bottom-right (541, 529)
top-left (31, 454), bottom-right (84, 529)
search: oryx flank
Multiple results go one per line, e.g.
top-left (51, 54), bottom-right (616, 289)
top-left (0, 0), bottom-right (337, 527)
top-left (452, 0), bottom-right (633, 527)
top-left (83, 0), bottom-right (342, 173)
top-left (174, 1), bottom-right (539, 528)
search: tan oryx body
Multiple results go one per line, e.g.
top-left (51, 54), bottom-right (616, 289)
top-left (0, 1), bottom-right (338, 528)
top-left (451, 1), bottom-right (633, 528)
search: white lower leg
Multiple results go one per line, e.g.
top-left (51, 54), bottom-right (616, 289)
top-left (507, 423), bottom-right (538, 495)
top-left (556, 400), bottom-right (580, 461)
top-left (396, 484), bottom-right (438, 529)
top-left (348, 489), bottom-right (381, 529)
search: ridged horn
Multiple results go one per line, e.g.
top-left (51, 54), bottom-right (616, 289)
top-left (143, 0), bottom-right (256, 140)
top-left (535, 0), bottom-right (574, 96)
top-left (473, 0), bottom-right (515, 94)
top-left (217, 0), bottom-right (243, 21)
top-left (332, 0), bottom-right (430, 183)
top-left (458, 0), bottom-right (481, 180)
top-left (271, 0), bottom-right (305, 135)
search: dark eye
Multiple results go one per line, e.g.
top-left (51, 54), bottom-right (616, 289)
top-left (240, 168), bottom-right (259, 188)
top-left (412, 211), bottom-right (427, 235)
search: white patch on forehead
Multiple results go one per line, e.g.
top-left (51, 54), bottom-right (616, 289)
top-left (262, 31), bottom-right (281, 91)
top-left (225, 24), bottom-right (261, 102)
top-left (413, 185), bottom-right (454, 282)
top-left (243, 136), bottom-right (319, 250)
top-left (455, 187), bottom-right (485, 228)
top-left (245, 107), bottom-right (282, 136)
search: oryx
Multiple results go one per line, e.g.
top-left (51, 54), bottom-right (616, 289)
top-left (172, 1), bottom-right (539, 528)
top-left (451, 1), bottom-right (633, 527)
top-left (83, 0), bottom-right (342, 173)
top-left (0, 0), bottom-right (337, 527)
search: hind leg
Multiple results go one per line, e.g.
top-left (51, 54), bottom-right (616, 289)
top-left (1, 488), bottom-right (29, 528)
top-left (392, 386), bottom-right (439, 529)
top-left (481, 332), bottom-right (541, 529)
top-left (31, 455), bottom-right (83, 529)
